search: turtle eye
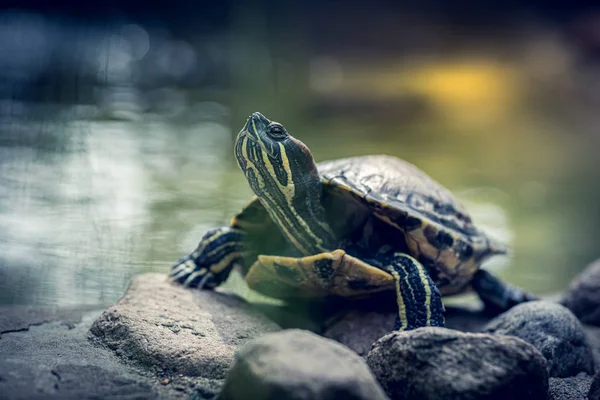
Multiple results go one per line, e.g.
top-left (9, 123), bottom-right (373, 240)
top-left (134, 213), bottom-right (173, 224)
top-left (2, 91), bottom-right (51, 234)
top-left (267, 123), bottom-right (287, 140)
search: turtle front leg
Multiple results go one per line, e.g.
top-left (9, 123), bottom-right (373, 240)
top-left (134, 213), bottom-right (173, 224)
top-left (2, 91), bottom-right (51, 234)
top-left (382, 253), bottom-right (445, 331)
top-left (244, 250), bottom-right (399, 299)
top-left (471, 269), bottom-right (537, 316)
top-left (169, 227), bottom-right (246, 289)
top-left (244, 249), bottom-right (444, 331)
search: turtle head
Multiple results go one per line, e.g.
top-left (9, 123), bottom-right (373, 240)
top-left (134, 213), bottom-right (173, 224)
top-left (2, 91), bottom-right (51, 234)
top-left (234, 112), bottom-right (335, 255)
top-left (234, 112), bottom-right (320, 200)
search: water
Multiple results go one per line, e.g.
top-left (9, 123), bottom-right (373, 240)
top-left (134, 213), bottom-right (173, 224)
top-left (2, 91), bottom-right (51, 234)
top-left (0, 98), bottom-right (598, 307)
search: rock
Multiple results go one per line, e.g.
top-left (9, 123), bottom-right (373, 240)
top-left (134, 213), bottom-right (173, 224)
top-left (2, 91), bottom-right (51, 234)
top-left (323, 304), bottom-right (490, 356)
top-left (584, 325), bottom-right (600, 373)
top-left (90, 273), bottom-right (280, 380)
top-left (251, 302), bottom-right (328, 333)
top-left (366, 327), bottom-right (548, 400)
top-left (483, 301), bottom-right (594, 377)
top-left (218, 329), bottom-right (388, 400)
top-left (590, 371), bottom-right (600, 400)
top-left (548, 373), bottom-right (592, 400)
top-left (0, 309), bottom-right (182, 400)
top-left (324, 310), bottom-right (394, 356)
top-left (0, 304), bottom-right (102, 338)
top-left (562, 259), bottom-right (600, 326)
top-left (443, 304), bottom-right (495, 332)
top-left (0, 361), bottom-right (159, 400)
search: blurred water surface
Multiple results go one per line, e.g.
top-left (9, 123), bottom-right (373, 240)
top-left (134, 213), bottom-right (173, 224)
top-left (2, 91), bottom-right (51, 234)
top-left (0, 7), bottom-right (599, 306)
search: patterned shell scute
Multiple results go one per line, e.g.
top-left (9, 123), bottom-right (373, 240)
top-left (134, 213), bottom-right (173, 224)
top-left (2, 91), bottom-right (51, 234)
top-left (317, 155), bottom-right (477, 237)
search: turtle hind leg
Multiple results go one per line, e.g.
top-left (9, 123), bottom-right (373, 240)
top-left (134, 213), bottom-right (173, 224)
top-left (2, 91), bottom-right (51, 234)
top-left (382, 253), bottom-right (445, 331)
top-left (169, 227), bottom-right (246, 289)
top-left (472, 269), bottom-right (537, 316)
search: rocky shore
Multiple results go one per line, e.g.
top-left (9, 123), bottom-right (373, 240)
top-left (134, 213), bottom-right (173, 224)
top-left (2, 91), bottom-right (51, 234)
top-left (2, 258), bottom-right (600, 400)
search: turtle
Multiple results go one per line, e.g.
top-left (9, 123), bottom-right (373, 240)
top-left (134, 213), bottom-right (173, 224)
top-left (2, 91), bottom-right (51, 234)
top-left (169, 112), bottom-right (536, 330)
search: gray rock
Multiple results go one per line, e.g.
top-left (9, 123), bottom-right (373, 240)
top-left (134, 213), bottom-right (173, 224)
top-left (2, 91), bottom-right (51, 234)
top-left (0, 310), bottom-right (185, 400)
top-left (584, 325), bottom-right (600, 373)
top-left (0, 304), bottom-right (103, 338)
top-left (218, 329), bottom-right (389, 400)
top-left (90, 273), bottom-right (280, 380)
top-left (366, 327), bottom-right (548, 400)
top-left (0, 361), bottom-right (158, 400)
top-left (483, 301), bottom-right (594, 377)
top-left (323, 305), bottom-right (489, 356)
top-left (590, 371), bottom-right (600, 400)
top-left (323, 310), bottom-right (394, 356)
top-left (251, 303), bottom-right (326, 333)
top-left (562, 259), bottom-right (600, 326)
top-left (548, 373), bottom-right (592, 400)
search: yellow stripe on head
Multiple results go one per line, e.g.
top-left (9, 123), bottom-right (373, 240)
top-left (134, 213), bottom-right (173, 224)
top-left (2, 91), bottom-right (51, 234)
top-left (233, 112), bottom-right (337, 256)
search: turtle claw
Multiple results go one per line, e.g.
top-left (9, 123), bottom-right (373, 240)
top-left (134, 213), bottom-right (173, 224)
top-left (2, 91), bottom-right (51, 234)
top-left (184, 269), bottom-right (214, 289)
top-left (169, 257), bottom-right (218, 289)
top-left (169, 257), bottom-right (196, 282)
top-left (170, 226), bottom-right (245, 290)
top-left (176, 271), bottom-right (212, 288)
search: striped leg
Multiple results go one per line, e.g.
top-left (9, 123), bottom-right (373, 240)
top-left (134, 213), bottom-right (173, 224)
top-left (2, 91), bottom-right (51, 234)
top-left (169, 227), bottom-right (246, 289)
top-left (383, 253), bottom-right (445, 331)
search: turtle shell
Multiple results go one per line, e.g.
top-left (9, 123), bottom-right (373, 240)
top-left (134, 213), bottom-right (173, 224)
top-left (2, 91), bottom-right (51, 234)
top-left (231, 155), bottom-right (506, 297)
top-left (318, 155), bottom-right (506, 295)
